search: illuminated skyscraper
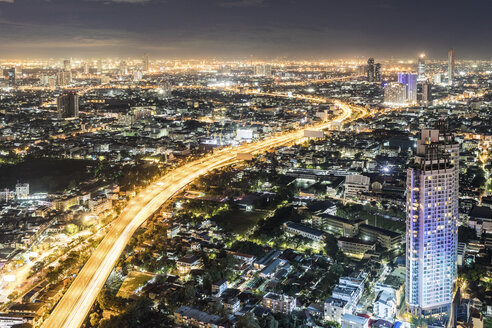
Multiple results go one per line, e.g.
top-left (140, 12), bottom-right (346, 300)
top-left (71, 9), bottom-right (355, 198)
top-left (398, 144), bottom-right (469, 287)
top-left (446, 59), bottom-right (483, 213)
top-left (398, 72), bottom-right (417, 103)
top-left (417, 54), bottom-right (426, 81)
top-left (406, 129), bottom-right (458, 316)
top-left (420, 81), bottom-right (432, 106)
top-left (97, 60), bottom-right (103, 75)
top-left (57, 92), bottom-right (79, 119)
top-left (119, 61), bottom-right (128, 76)
top-left (448, 48), bottom-right (455, 85)
top-left (367, 58), bottom-right (375, 82)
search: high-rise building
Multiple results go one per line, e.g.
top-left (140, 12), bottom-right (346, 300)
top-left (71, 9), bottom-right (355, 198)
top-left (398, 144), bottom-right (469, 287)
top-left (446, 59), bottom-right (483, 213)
top-left (56, 70), bottom-right (72, 86)
top-left (119, 61), bottom-right (127, 76)
top-left (57, 92), bottom-right (79, 119)
top-left (3, 67), bottom-right (16, 86)
top-left (417, 54), bottom-right (426, 81)
top-left (143, 53), bottom-right (150, 72)
top-left (97, 60), bottom-right (103, 75)
top-left (384, 83), bottom-right (407, 106)
top-left (398, 73), bottom-right (417, 103)
top-left (406, 129), bottom-right (458, 316)
top-left (367, 58), bottom-right (375, 82)
top-left (84, 62), bottom-right (89, 75)
top-left (375, 63), bottom-right (382, 82)
top-left (420, 81), bottom-right (432, 106)
top-left (448, 48), bottom-right (455, 85)
top-left (63, 59), bottom-right (71, 71)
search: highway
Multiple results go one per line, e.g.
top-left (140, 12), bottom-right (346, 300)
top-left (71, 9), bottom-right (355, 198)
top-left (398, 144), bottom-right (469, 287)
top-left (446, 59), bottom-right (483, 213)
top-left (42, 100), bottom-right (367, 328)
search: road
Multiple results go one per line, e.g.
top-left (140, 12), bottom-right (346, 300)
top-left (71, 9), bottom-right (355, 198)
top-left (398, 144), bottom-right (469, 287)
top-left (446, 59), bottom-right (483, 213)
top-left (42, 100), bottom-right (366, 328)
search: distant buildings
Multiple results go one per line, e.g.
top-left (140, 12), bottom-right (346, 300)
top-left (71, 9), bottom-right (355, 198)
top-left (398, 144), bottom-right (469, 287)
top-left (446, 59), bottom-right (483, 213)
top-left (15, 183), bottom-right (29, 199)
top-left (143, 53), bottom-right (150, 72)
top-left (254, 64), bottom-right (272, 77)
top-left (417, 54), bottom-right (426, 81)
top-left (384, 73), bottom-right (417, 106)
top-left (405, 129), bottom-right (459, 315)
top-left (366, 58), bottom-right (382, 82)
top-left (448, 48), bottom-right (455, 85)
top-left (57, 92), bottom-right (79, 119)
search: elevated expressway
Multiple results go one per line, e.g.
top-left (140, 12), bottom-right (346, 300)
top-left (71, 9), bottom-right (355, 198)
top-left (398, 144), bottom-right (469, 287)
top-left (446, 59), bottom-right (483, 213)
top-left (42, 100), bottom-right (367, 328)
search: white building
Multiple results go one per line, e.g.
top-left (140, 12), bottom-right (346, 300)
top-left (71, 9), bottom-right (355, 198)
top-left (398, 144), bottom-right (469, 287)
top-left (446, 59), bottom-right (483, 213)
top-left (324, 297), bottom-right (350, 322)
top-left (373, 285), bottom-right (397, 320)
top-left (344, 175), bottom-right (370, 198)
top-left (341, 314), bottom-right (369, 328)
top-left (15, 183), bottom-right (29, 199)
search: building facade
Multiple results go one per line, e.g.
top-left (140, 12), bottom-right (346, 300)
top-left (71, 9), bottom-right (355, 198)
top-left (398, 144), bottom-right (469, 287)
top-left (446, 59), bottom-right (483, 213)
top-left (405, 131), bottom-right (458, 315)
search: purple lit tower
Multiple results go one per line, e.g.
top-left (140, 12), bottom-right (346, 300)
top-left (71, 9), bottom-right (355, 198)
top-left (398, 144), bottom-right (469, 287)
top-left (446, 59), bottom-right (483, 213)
top-left (405, 129), bottom-right (458, 316)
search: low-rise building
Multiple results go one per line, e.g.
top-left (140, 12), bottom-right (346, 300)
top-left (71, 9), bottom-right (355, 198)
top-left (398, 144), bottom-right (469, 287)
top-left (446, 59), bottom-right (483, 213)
top-left (344, 175), bottom-right (370, 198)
top-left (324, 297), bottom-right (350, 322)
top-left (174, 306), bottom-right (226, 328)
top-left (358, 224), bottom-right (401, 249)
top-left (341, 313), bottom-right (369, 328)
top-left (337, 237), bottom-right (376, 259)
top-left (283, 221), bottom-right (325, 242)
top-left (262, 292), bottom-right (296, 314)
top-left (176, 254), bottom-right (203, 276)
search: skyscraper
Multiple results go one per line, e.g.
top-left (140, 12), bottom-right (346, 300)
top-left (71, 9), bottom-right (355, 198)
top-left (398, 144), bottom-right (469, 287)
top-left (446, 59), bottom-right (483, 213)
top-left (57, 92), bottom-right (79, 119)
top-left (143, 53), bottom-right (150, 72)
top-left (367, 58), bottom-right (375, 82)
top-left (448, 48), bottom-right (455, 85)
top-left (63, 59), bottom-right (71, 71)
top-left (417, 54), bottom-right (426, 81)
top-left (375, 63), bottom-right (382, 82)
top-left (406, 129), bottom-right (458, 316)
top-left (398, 72), bottom-right (417, 103)
top-left (420, 81), bottom-right (432, 106)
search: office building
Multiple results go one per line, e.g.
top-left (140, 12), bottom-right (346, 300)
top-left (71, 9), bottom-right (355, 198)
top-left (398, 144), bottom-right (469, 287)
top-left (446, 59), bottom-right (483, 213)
top-left (448, 48), bottom-right (455, 85)
top-left (367, 58), bottom-right (375, 82)
top-left (57, 92), bottom-right (79, 119)
top-left (97, 60), bottom-right (102, 74)
top-left (417, 54), bottom-right (426, 81)
top-left (405, 130), bottom-right (458, 316)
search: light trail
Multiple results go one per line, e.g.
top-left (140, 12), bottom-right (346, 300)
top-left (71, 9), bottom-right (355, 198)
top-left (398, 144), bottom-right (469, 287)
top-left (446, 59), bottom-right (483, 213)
top-left (42, 98), bottom-right (366, 328)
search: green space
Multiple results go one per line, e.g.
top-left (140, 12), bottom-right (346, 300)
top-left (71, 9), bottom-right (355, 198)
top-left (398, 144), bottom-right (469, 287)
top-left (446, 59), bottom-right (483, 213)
top-left (116, 271), bottom-right (155, 299)
top-left (215, 210), bottom-right (266, 234)
top-left (0, 157), bottom-right (95, 192)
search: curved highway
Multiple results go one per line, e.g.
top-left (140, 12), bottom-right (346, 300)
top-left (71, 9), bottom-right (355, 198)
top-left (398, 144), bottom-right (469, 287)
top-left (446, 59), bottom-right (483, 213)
top-left (42, 100), bottom-right (366, 328)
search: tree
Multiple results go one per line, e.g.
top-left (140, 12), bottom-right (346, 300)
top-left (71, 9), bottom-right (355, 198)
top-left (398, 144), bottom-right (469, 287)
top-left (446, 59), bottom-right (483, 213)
top-left (458, 225), bottom-right (477, 243)
top-left (324, 233), bottom-right (338, 258)
top-left (260, 314), bottom-right (279, 328)
top-left (236, 313), bottom-right (261, 328)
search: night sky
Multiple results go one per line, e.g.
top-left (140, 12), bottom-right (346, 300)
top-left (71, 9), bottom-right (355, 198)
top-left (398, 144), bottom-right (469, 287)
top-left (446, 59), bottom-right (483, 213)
top-left (0, 0), bottom-right (491, 59)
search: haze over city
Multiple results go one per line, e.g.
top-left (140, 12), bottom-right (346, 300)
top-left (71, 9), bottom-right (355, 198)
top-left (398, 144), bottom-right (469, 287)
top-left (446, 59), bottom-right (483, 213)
top-left (1, 0), bottom-right (492, 58)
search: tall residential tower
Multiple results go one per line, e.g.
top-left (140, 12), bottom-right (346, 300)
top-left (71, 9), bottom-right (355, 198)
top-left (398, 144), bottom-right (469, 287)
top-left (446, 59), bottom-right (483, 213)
top-left (406, 129), bottom-right (458, 316)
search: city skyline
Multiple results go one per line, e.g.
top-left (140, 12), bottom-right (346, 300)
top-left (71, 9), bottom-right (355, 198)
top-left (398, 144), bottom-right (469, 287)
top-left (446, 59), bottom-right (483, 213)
top-left (0, 0), bottom-right (492, 59)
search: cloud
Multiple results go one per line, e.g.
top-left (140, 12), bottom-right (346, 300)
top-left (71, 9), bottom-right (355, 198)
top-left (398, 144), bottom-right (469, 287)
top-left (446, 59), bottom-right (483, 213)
top-left (0, 0), bottom-right (14, 3)
top-left (217, 0), bottom-right (264, 8)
